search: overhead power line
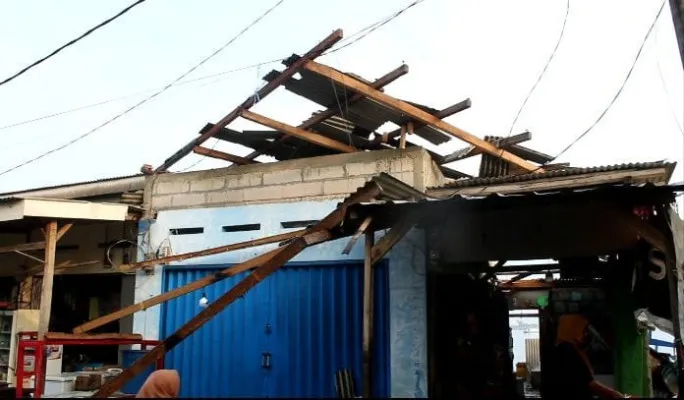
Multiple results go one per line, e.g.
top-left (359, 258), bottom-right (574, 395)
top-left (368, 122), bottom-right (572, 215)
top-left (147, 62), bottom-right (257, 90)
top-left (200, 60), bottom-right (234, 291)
top-left (0, 0), bottom-right (148, 88)
top-left (0, 0), bottom-right (287, 178)
top-left (0, 0), bottom-right (429, 133)
top-left (507, 0), bottom-right (570, 136)
top-left (550, 0), bottom-right (667, 162)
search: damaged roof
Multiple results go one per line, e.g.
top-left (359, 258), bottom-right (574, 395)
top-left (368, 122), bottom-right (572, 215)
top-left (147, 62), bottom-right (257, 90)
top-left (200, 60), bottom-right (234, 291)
top-left (429, 161), bottom-right (677, 193)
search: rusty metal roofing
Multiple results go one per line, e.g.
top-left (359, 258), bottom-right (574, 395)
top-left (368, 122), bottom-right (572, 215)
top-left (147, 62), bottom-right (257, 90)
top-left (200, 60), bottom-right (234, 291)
top-left (431, 161), bottom-right (677, 190)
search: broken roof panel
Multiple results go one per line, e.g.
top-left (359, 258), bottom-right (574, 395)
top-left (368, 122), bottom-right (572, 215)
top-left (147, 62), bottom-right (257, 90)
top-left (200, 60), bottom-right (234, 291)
top-left (265, 64), bottom-right (452, 145)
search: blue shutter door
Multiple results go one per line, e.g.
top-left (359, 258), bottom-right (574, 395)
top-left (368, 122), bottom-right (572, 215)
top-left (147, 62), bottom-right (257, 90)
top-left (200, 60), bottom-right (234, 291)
top-left (161, 261), bottom-right (390, 398)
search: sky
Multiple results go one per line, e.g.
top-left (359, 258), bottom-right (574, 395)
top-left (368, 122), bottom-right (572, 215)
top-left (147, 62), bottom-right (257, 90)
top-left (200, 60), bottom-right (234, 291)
top-left (0, 0), bottom-right (682, 193)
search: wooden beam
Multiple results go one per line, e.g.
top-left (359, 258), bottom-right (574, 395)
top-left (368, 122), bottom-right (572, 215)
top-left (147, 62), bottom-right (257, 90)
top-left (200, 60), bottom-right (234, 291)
top-left (56, 223), bottom-right (72, 241)
top-left (370, 212), bottom-right (423, 265)
top-left (118, 229), bottom-right (304, 272)
top-left (399, 125), bottom-right (407, 149)
top-left (154, 29), bottom-right (344, 172)
top-left (362, 229), bottom-right (375, 398)
top-left (193, 146), bottom-right (259, 165)
top-left (385, 98), bottom-right (472, 141)
top-left (0, 241), bottom-right (45, 254)
top-left (37, 221), bottom-right (57, 340)
top-left (342, 216), bottom-right (373, 255)
top-left (304, 61), bottom-right (543, 172)
top-left (610, 209), bottom-right (669, 253)
top-left (74, 247), bottom-right (284, 333)
top-left (14, 250), bottom-right (43, 263)
top-left (238, 64), bottom-right (409, 163)
top-left (241, 110), bottom-right (357, 153)
top-left (441, 131), bottom-right (532, 164)
top-left (94, 227), bottom-right (342, 397)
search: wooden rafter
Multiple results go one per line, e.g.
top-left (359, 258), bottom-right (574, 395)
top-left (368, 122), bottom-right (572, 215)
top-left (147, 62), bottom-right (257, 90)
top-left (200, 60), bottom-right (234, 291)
top-left (0, 223), bottom-right (71, 255)
top-left (241, 110), bottom-right (357, 153)
top-left (236, 64), bottom-right (410, 164)
top-left (154, 29), bottom-right (344, 172)
top-left (441, 131), bottom-right (531, 164)
top-left (385, 98), bottom-right (472, 143)
top-left (193, 146), bottom-right (259, 165)
top-left (303, 61), bottom-right (544, 173)
top-left (342, 216), bottom-right (373, 255)
top-left (117, 229), bottom-right (305, 273)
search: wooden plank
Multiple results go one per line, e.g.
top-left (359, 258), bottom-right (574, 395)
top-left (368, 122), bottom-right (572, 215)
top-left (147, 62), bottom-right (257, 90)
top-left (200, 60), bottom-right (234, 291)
top-left (342, 216), bottom-right (373, 255)
top-left (241, 110), bottom-right (357, 153)
top-left (371, 212), bottom-right (423, 265)
top-left (304, 61), bottom-right (543, 173)
top-left (385, 98), bottom-right (471, 141)
top-left (94, 228), bottom-right (341, 397)
top-left (14, 250), bottom-right (43, 263)
top-left (193, 146), bottom-right (259, 165)
top-left (440, 131), bottom-right (532, 164)
top-left (73, 247), bottom-right (284, 333)
top-left (44, 332), bottom-right (142, 341)
top-left (154, 29), bottom-right (344, 172)
top-left (399, 125), bottom-right (407, 150)
top-left (609, 208), bottom-right (669, 253)
top-left (362, 230), bottom-right (375, 398)
top-left (238, 64), bottom-right (409, 163)
top-left (56, 223), bottom-right (73, 241)
top-left (118, 229), bottom-right (305, 272)
top-left (0, 241), bottom-right (45, 254)
top-left (37, 221), bottom-right (57, 340)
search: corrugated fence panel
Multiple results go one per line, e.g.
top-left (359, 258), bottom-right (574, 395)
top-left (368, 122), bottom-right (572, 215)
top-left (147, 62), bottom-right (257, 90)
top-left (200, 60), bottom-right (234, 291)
top-left (525, 338), bottom-right (541, 369)
top-left (161, 261), bottom-right (389, 398)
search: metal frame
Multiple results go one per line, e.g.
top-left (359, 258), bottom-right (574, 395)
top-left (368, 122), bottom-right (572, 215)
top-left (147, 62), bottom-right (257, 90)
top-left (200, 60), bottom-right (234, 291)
top-left (14, 332), bottom-right (163, 398)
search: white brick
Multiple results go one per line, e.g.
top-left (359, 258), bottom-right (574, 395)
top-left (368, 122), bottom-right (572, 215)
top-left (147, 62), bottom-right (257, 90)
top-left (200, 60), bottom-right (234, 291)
top-left (206, 190), bottom-right (245, 205)
top-left (263, 169), bottom-right (302, 185)
top-left (400, 172), bottom-right (415, 187)
top-left (190, 177), bottom-right (225, 192)
top-left (152, 195), bottom-right (174, 209)
top-left (323, 177), bottom-right (368, 196)
top-left (345, 162), bottom-right (378, 177)
top-left (171, 193), bottom-right (206, 208)
top-left (281, 181), bottom-right (324, 198)
top-left (155, 180), bottom-right (189, 195)
top-left (389, 159), bottom-right (403, 173)
top-left (243, 185), bottom-right (284, 202)
top-left (401, 158), bottom-right (414, 172)
top-left (303, 165), bottom-right (345, 181)
top-left (227, 173), bottom-right (263, 189)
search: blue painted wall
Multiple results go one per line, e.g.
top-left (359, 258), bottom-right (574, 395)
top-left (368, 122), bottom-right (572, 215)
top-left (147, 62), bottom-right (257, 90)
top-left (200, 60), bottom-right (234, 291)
top-left (133, 200), bottom-right (427, 397)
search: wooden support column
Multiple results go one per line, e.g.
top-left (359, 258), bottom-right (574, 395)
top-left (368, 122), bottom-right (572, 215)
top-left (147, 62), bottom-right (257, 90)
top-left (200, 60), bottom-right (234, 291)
top-left (37, 221), bottom-right (57, 339)
top-left (362, 229), bottom-right (375, 398)
top-left (399, 125), bottom-right (407, 150)
top-left (303, 61), bottom-right (543, 173)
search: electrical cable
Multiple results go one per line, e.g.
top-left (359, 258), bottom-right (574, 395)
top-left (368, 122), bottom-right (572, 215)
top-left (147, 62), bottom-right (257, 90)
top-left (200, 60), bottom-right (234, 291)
top-left (0, 0), bottom-right (427, 133)
top-left (0, 0), bottom-right (148, 88)
top-left (507, 0), bottom-right (570, 136)
top-left (0, 0), bottom-right (287, 178)
top-left (654, 22), bottom-right (684, 136)
top-left (469, 0), bottom-right (669, 194)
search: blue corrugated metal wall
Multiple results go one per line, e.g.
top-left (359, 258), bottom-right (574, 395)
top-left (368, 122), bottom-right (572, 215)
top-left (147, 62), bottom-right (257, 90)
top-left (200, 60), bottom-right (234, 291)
top-left (161, 261), bottom-right (390, 398)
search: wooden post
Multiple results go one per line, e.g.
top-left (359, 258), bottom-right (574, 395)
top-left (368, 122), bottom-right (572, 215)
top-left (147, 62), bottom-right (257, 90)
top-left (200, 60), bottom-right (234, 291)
top-left (399, 125), bottom-right (407, 150)
top-left (37, 222), bottom-right (57, 339)
top-left (362, 230), bottom-right (375, 398)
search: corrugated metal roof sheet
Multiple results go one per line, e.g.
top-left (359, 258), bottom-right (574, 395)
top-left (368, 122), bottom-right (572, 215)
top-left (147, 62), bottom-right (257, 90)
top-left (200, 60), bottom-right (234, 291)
top-left (0, 174), bottom-right (144, 197)
top-left (431, 161), bottom-right (676, 190)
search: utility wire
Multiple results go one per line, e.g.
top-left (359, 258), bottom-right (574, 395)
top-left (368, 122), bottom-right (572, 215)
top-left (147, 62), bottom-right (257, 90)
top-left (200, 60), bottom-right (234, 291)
top-left (0, 0), bottom-right (148, 88)
top-left (507, 0), bottom-right (570, 136)
top-left (0, 0), bottom-right (428, 133)
top-left (550, 0), bottom-right (667, 163)
top-left (0, 0), bottom-right (287, 177)
top-left (469, 0), bottom-right (669, 194)
top-left (654, 21), bottom-right (684, 136)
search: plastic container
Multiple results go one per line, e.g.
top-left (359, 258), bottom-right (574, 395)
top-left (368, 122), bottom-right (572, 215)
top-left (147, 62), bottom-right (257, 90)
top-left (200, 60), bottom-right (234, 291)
top-left (120, 350), bottom-right (154, 395)
top-left (44, 374), bottom-right (76, 396)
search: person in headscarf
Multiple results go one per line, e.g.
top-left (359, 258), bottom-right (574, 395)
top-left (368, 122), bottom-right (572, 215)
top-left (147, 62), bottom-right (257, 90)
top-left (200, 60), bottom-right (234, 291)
top-left (546, 314), bottom-right (636, 399)
top-left (136, 369), bottom-right (180, 398)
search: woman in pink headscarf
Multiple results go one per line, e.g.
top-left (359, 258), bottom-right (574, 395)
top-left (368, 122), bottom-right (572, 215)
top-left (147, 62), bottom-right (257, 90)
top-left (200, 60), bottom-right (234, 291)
top-left (136, 369), bottom-right (180, 398)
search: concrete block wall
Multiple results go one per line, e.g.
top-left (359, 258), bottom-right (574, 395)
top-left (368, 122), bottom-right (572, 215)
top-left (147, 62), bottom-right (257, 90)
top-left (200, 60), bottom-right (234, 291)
top-left (144, 147), bottom-right (444, 213)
